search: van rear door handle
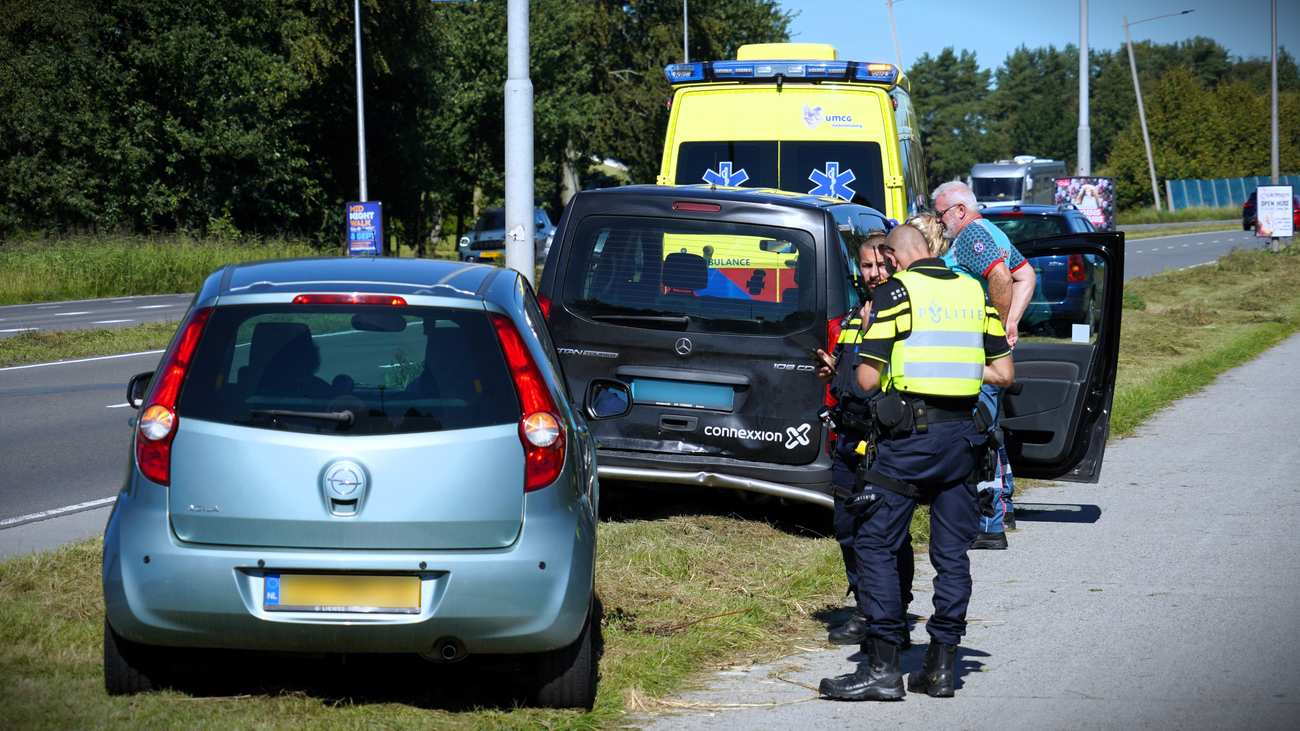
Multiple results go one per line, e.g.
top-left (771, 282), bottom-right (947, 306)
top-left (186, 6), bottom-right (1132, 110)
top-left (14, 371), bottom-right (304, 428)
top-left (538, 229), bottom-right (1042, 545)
top-left (659, 415), bottom-right (698, 432)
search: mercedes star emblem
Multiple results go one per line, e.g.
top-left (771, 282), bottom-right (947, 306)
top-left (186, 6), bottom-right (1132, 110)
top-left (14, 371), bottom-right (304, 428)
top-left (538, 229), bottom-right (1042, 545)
top-left (674, 337), bottom-right (693, 357)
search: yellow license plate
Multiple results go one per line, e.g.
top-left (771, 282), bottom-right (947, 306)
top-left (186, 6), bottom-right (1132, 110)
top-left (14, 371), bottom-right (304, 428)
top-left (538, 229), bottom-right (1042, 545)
top-left (264, 573), bottom-right (420, 613)
top-left (478, 250), bottom-right (502, 259)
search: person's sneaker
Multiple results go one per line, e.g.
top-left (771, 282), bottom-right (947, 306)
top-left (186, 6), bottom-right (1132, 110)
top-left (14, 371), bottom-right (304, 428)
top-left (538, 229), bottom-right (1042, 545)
top-left (971, 531), bottom-right (1008, 550)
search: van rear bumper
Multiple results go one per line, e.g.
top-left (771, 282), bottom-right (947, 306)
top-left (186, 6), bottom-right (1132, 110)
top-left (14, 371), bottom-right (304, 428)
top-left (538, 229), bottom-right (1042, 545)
top-left (596, 450), bottom-right (833, 508)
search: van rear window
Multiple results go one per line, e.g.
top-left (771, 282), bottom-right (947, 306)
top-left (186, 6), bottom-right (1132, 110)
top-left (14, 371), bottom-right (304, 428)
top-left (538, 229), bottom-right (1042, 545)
top-left (178, 305), bottom-right (519, 435)
top-left (560, 216), bottom-right (817, 335)
top-left (675, 141), bottom-right (885, 210)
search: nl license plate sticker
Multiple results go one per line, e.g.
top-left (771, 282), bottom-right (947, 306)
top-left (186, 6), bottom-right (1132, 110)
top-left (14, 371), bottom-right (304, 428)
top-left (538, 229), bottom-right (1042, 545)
top-left (264, 573), bottom-right (421, 614)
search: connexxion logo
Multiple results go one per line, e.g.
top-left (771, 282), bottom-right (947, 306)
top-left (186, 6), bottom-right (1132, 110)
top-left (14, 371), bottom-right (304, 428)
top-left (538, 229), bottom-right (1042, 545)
top-left (705, 423), bottom-right (812, 450)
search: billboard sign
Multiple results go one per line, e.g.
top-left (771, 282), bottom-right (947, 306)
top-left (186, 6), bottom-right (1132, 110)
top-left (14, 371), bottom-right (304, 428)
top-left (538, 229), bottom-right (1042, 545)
top-left (1255, 186), bottom-right (1294, 238)
top-left (346, 201), bottom-right (382, 256)
top-left (1054, 177), bottom-right (1116, 232)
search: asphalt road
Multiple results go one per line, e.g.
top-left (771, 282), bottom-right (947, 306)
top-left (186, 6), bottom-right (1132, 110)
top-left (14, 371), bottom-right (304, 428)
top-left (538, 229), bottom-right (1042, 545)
top-left (640, 332), bottom-right (1300, 729)
top-left (0, 293), bottom-right (193, 339)
top-left (0, 226), bottom-right (1261, 536)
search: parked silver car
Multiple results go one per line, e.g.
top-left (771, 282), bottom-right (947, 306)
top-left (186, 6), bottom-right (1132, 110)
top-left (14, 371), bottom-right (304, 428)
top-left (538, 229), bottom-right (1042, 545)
top-left (102, 258), bottom-right (619, 708)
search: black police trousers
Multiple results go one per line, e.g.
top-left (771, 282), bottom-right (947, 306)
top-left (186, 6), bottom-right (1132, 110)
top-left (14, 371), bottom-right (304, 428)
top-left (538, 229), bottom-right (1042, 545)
top-left (831, 433), bottom-right (914, 614)
top-left (853, 418), bottom-right (982, 647)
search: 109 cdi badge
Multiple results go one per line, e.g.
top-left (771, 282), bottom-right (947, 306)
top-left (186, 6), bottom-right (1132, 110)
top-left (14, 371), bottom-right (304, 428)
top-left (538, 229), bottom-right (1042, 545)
top-left (102, 258), bottom-right (614, 708)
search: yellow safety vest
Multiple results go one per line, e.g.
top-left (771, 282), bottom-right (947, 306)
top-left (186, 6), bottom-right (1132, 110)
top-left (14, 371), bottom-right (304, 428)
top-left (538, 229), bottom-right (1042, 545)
top-left (884, 269), bottom-right (988, 397)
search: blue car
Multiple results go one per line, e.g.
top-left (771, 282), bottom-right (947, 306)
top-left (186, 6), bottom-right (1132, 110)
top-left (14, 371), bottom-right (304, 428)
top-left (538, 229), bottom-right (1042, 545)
top-left (103, 258), bottom-right (615, 708)
top-left (982, 204), bottom-right (1100, 335)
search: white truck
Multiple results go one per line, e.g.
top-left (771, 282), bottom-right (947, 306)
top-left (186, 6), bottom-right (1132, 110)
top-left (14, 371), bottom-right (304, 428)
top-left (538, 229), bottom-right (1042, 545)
top-left (969, 156), bottom-right (1067, 206)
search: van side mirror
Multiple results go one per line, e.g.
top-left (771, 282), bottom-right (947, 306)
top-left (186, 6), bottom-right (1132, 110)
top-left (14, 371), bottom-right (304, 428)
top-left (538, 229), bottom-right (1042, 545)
top-left (586, 379), bottom-right (632, 420)
top-left (127, 371), bottom-right (154, 408)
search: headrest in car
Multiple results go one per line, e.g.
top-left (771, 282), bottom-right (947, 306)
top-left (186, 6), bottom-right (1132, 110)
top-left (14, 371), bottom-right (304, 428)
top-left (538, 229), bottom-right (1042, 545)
top-left (662, 252), bottom-right (707, 292)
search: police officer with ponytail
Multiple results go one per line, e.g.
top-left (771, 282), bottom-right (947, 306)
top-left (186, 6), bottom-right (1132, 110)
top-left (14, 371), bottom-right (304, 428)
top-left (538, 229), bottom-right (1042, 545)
top-left (819, 224), bottom-right (1014, 702)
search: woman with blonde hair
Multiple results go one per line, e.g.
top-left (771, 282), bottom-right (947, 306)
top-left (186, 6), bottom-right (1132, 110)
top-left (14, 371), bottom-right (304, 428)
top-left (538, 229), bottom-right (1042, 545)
top-left (905, 212), bottom-right (948, 257)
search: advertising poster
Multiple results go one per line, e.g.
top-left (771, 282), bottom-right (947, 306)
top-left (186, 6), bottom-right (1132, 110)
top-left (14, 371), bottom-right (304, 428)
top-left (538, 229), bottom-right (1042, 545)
top-left (346, 201), bottom-right (383, 256)
top-left (1255, 186), bottom-right (1294, 238)
top-left (1054, 177), bottom-right (1116, 231)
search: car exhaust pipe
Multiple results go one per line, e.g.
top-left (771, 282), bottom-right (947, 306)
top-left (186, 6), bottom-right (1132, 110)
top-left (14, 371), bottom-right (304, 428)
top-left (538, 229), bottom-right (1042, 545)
top-left (423, 637), bottom-right (467, 663)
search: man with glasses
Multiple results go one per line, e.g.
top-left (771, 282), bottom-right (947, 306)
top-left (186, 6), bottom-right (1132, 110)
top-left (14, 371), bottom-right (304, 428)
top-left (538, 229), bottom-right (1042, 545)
top-left (931, 181), bottom-right (1037, 550)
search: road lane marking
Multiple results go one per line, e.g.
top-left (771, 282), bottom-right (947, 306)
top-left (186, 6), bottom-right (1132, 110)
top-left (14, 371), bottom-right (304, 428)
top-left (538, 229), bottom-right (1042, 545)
top-left (0, 327), bottom-right (38, 333)
top-left (53, 311), bottom-right (92, 316)
top-left (92, 319), bottom-right (134, 324)
top-left (105, 403), bottom-right (133, 409)
top-left (1166, 246), bottom-right (1175, 250)
top-left (137, 304), bottom-right (174, 309)
top-left (0, 497), bottom-right (118, 530)
top-left (0, 293), bottom-right (185, 311)
top-left (0, 349), bottom-right (165, 372)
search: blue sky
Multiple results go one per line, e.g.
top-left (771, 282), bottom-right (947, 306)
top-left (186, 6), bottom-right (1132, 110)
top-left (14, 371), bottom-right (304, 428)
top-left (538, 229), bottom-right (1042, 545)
top-left (783, 0), bottom-right (1298, 71)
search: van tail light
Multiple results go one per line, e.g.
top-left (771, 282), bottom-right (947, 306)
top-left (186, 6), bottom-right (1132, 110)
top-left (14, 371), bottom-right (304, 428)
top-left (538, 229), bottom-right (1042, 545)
top-left (135, 307), bottom-right (212, 486)
top-left (490, 313), bottom-right (565, 492)
top-left (538, 294), bottom-right (553, 320)
top-left (1067, 255), bottom-right (1087, 283)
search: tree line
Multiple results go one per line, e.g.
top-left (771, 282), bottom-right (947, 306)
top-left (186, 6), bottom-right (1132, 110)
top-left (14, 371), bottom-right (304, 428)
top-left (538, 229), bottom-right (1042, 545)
top-left (909, 38), bottom-right (1299, 210)
top-left (0, 0), bottom-right (790, 249)
top-left (3, 3), bottom-right (1296, 247)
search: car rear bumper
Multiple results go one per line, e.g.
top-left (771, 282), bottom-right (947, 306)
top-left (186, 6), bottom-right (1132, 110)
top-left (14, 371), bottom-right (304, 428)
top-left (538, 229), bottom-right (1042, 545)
top-left (102, 475), bottom-right (595, 656)
top-left (595, 449), bottom-right (834, 508)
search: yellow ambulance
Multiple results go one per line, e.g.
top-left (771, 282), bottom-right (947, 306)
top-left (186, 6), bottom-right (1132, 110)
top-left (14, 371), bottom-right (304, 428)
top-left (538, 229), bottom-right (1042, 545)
top-left (658, 43), bottom-right (927, 221)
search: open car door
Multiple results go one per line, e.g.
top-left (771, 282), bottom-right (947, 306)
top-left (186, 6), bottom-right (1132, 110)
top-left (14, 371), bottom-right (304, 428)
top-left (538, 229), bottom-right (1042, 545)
top-left (1003, 232), bottom-right (1124, 482)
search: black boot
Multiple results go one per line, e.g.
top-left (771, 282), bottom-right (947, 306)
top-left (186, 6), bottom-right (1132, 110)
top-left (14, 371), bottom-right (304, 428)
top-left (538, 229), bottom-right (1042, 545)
top-left (907, 642), bottom-right (958, 697)
top-left (971, 531), bottom-right (1008, 550)
top-left (819, 638), bottom-right (905, 701)
top-left (827, 611), bottom-right (868, 645)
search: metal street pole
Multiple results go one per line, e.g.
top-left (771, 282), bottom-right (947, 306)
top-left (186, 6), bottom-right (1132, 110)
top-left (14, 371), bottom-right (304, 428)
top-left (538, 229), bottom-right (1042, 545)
top-left (1122, 10), bottom-right (1194, 212)
top-left (1271, 0), bottom-right (1279, 185)
top-left (504, 0), bottom-right (535, 282)
top-left (1077, 0), bottom-right (1091, 175)
top-left (683, 0), bottom-right (689, 63)
top-left (353, 0), bottom-right (368, 202)
top-left (883, 0), bottom-right (904, 69)
top-left (1124, 17), bottom-right (1160, 211)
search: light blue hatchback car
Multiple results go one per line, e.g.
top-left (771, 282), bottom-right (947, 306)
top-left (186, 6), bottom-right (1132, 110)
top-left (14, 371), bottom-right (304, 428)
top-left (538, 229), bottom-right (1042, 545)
top-left (103, 258), bottom-right (622, 708)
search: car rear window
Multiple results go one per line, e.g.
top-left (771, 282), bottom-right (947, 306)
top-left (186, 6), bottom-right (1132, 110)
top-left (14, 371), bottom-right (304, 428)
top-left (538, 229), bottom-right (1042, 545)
top-left (178, 305), bottom-right (519, 435)
top-left (985, 214), bottom-right (1071, 245)
top-left (560, 215), bottom-right (818, 335)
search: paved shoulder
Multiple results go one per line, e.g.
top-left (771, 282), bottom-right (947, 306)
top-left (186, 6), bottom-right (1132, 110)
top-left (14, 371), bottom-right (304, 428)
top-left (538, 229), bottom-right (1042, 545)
top-left (639, 334), bottom-right (1300, 729)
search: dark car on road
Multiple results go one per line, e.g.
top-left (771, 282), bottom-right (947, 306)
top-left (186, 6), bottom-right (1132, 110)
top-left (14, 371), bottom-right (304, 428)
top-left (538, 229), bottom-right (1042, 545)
top-left (457, 207), bottom-right (556, 264)
top-left (537, 185), bottom-right (1130, 503)
top-left (1241, 190), bottom-right (1300, 232)
top-left (982, 204), bottom-right (1099, 336)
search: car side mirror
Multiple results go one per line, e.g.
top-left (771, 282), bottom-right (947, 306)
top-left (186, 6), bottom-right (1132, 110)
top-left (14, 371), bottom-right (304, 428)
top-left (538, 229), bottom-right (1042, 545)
top-left (586, 379), bottom-right (632, 420)
top-left (127, 370), bottom-right (154, 408)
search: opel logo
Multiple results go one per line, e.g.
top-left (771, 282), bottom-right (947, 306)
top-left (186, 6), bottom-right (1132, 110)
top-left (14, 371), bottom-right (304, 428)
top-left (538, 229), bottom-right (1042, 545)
top-left (323, 460), bottom-right (367, 501)
top-left (674, 337), bottom-right (693, 357)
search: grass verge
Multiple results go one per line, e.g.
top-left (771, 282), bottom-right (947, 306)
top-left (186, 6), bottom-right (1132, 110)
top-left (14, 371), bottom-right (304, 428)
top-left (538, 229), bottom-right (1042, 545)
top-left (1117, 205), bottom-right (1238, 225)
top-left (0, 323), bottom-right (177, 368)
top-left (0, 236), bottom-right (322, 305)
top-left (4, 247), bottom-right (1300, 727)
top-left (1122, 223), bottom-right (1242, 240)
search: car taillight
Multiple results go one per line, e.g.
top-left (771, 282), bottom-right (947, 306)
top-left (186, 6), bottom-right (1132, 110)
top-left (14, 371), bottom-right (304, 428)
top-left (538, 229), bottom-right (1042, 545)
top-left (135, 307), bottom-right (212, 486)
top-left (292, 294), bottom-right (406, 306)
top-left (1067, 255), bottom-right (1086, 283)
top-left (538, 294), bottom-right (552, 320)
top-left (490, 313), bottom-right (565, 492)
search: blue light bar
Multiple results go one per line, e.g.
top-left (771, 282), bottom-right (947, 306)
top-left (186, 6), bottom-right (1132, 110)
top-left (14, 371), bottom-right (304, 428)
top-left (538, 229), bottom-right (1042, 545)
top-left (665, 59), bottom-right (893, 86)
top-left (664, 63), bottom-right (706, 84)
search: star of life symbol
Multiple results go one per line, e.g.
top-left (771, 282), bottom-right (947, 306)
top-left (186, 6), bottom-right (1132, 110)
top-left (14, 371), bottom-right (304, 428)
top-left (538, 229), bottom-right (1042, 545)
top-left (785, 423), bottom-right (812, 450)
top-left (808, 161), bottom-right (856, 200)
top-left (702, 161), bottom-right (749, 187)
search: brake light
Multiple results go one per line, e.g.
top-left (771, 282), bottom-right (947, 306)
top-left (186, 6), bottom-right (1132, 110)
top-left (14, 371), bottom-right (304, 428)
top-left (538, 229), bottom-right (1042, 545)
top-left (538, 294), bottom-right (552, 320)
top-left (490, 313), bottom-right (565, 491)
top-left (1067, 254), bottom-right (1086, 283)
top-left (292, 294), bottom-right (407, 306)
top-left (672, 201), bottom-right (722, 213)
top-left (135, 307), bottom-right (212, 486)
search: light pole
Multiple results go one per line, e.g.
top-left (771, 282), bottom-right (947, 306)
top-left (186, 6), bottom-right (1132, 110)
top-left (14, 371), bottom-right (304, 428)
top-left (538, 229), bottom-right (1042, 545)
top-left (353, 0), bottom-right (368, 202)
top-left (504, 0), bottom-right (535, 282)
top-left (1123, 9), bottom-right (1194, 211)
top-left (683, 0), bottom-right (689, 63)
top-left (1078, 0), bottom-right (1090, 176)
top-left (885, 0), bottom-right (904, 70)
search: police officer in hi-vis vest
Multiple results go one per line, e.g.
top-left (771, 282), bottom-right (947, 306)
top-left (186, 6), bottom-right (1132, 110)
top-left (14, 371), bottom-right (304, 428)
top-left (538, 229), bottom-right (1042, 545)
top-left (819, 224), bottom-right (1014, 702)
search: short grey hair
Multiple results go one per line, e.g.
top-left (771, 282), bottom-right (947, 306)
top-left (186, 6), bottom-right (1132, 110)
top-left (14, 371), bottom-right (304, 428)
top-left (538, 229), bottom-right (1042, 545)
top-left (931, 180), bottom-right (977, 208)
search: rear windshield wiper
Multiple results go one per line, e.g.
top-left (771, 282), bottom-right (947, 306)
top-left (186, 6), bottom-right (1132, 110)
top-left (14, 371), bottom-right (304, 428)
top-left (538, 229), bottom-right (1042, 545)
top-left (247, 408), bottom-right (355, 426)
